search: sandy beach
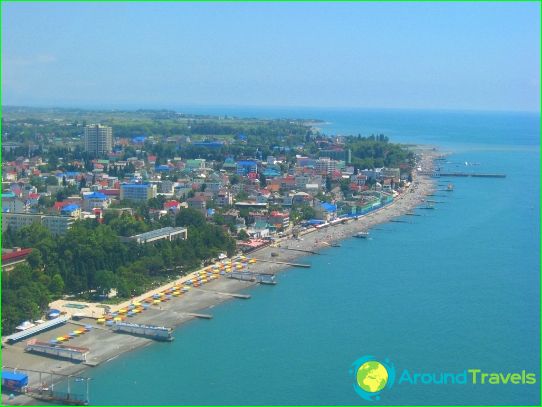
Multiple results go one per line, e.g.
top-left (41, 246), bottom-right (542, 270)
top-left (1, 148), bottom-right (439, 405)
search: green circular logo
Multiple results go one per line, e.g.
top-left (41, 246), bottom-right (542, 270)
top-left (356, 361), bottom-right (389, 393)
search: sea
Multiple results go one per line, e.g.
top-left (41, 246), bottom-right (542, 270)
top-left (84, 108), bottom-right (540, 405)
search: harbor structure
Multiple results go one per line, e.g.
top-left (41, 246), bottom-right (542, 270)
top-left (25, 340), bottom-right (90, 362)
top-left (4, 316), bottom-right (69, 344)
top-left (111, 322), bottom-right (174, 341)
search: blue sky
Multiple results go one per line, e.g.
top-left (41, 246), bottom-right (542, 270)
top-left (2, 2), bottom-right (540, 112)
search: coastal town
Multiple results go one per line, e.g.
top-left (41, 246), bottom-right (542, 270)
top-left (1, 108), bottom-right (437, 405)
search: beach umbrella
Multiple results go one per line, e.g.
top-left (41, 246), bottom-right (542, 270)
top-left (133, 301), bottom-right (141, 306)
top-left (153, 299), bottom-right (161, 304)
top-left (84, 325), bottom-right (93, 330)
top-left (106, 320), bottom-right (114, 326)
top-left (114, 317), bottom-right (122, 321)
top-left (49, 339), bottom-right (58, 344)
top-left (56, 337), bottom-right (66, 341)
top-left (97, 318), bottom-right (106, 324)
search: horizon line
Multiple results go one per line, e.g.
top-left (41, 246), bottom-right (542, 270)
top-left (2, 103), bottom-right (540, 116)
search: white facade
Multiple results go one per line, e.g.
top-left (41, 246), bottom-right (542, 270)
top-left (2, 213), bottom-right (75, 235)
top-left (84, 124), bottom-right (113, 156)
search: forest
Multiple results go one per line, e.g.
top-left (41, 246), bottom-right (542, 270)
top-left (1, 208), bottom-right (236, 334)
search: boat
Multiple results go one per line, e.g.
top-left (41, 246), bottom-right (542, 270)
top-left (354, 231), bottom-right (369, 239)
top-left (446, 183), bottom-right (454, 191)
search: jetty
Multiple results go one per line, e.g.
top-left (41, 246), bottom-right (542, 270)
top-left (183, 312), bottom-right (213, 319)
top-left (3, 366), bottom-right (90, 405)
top-left (279, 247), bottom-right (320, 255)
top-left (192, 287), bottom-right (251, 299)
top-left (390, 219), bottom-right (410, 223)
top-left (433, 172), bottom-right (506, 178)
top-left (227, 271), bottom-right (277, 285)
top-left (252, 258), bottom-right (311, 268)
top-left (111, 322), bottom-right (174, 341)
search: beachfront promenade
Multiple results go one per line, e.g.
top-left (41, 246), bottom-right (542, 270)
top-left (1, 149), bottom-right (438, 406)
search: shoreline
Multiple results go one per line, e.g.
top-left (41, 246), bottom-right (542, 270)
top-left (1, 147), bottom-right (439, 406)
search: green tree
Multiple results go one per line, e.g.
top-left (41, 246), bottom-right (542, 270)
top-left (49, 274), bottom-right (65, 296)
top-left (237, 229), bottom-right (250, 240)
top-left (176, 208), bottom-right (206, 228)
top-left (94, 270), bottom-right (117, 296)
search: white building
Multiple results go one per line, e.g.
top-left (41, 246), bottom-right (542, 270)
top-left (120, 183), bottom-right (157, 202)
top-left (2, 213), bottom-right (75, 235)
top-left (84, 124), bottom-right (113, 156)
top-left (129, 227), bottom-right (188, 244)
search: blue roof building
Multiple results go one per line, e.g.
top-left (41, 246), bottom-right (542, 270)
top-left (320, 202), bottom-right (337, 212)
top-left (132, 136), bottom-right (147, 144)
top-left (192, 141), bottom-right (224, 149)
top-left (60, 204), bottom-right (80, 216)
top-left (236, 160), bottom-right (258, 176)
top-left (83, 192), bottom-right (107, 200)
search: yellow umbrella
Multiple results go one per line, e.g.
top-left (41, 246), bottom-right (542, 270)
top-left (133, 302), bottom-right (141, 306)
top-left (114, 317), bottom-right (122, 321)
top-left (118, 309), bottom-right (127, 314)
top-left (97, 318), bottom-right (106, 324)
top-left (153, 299), bottom-right (161, 304)
top-left (56, 336), bottom-right (66, 341)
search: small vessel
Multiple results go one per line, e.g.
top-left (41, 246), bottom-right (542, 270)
top-left (446, 183), bottom-right (454, 191)
top-left (355, 231), bottom-right (369, 239)
top-left (420, 203), bottom-right (435, 210)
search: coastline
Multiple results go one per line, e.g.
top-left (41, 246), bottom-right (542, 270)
top-left (1, 147), bottom-right (439, 406)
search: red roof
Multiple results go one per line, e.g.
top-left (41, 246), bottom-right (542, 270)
top-left (2, 248), bottom-right (33, 263)
top-left (53, 201), bottom-right (70, 211)
top-left (28, 193), bottom-right (40, 199)
top-left (164, 201), bottom-right (180, 208)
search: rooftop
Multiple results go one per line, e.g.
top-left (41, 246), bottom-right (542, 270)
top-left (131, 227), bottom-right (187, 241)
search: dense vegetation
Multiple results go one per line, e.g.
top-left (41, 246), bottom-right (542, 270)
top-left (344, 134), bottom-right (414, 169)
top-left (1, 208), bottom-right (236, 334)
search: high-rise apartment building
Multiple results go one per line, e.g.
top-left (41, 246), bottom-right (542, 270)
top-left (84, 124), bottom-right (113, 156)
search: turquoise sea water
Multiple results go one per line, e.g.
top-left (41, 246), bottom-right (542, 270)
top-left (87, 109), bottom-right (540, 405)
